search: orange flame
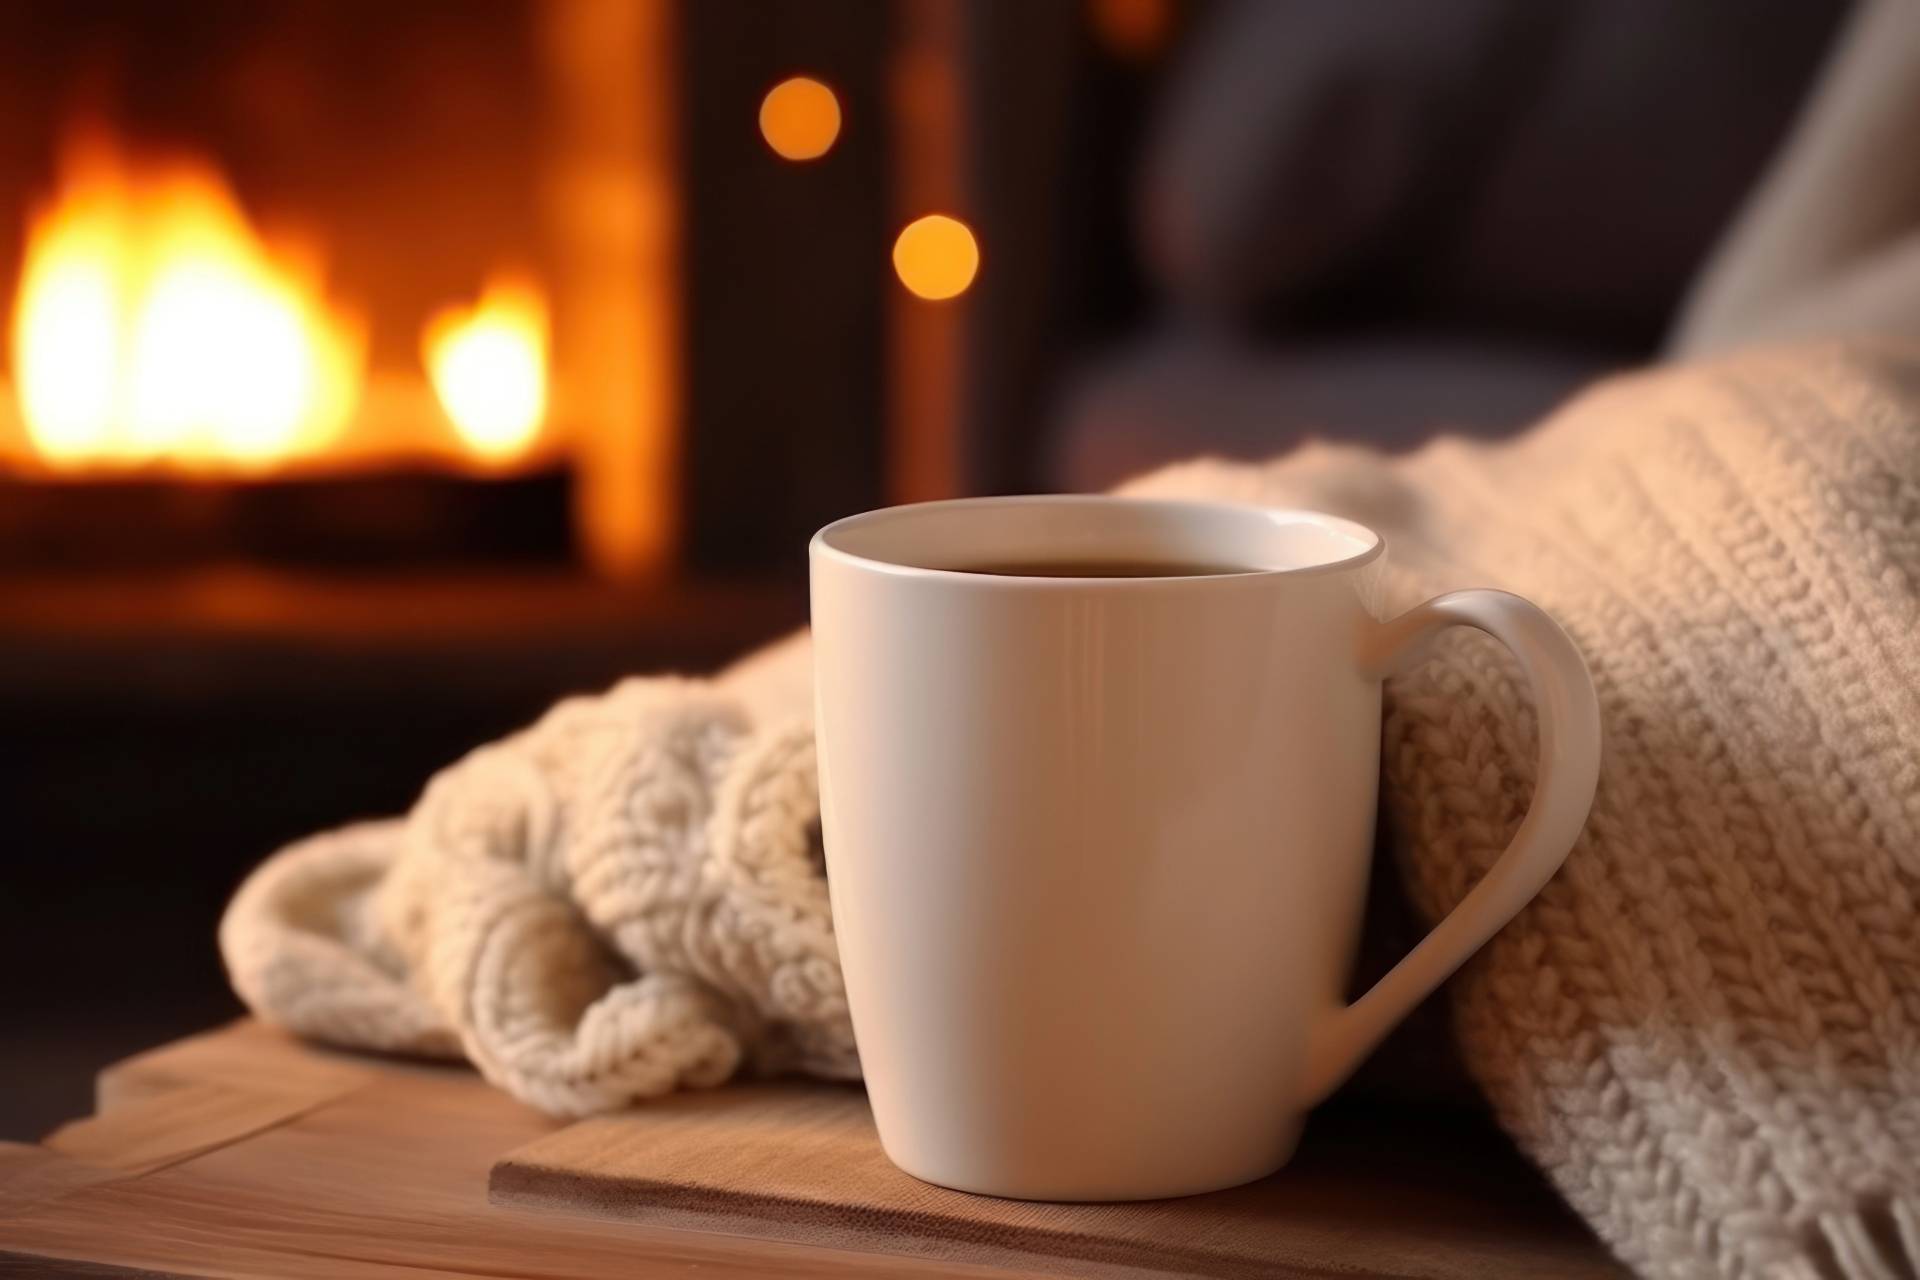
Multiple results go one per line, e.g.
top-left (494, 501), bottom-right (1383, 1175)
top-left (422, 276), bottom-right (549, 464)
top-left (9, 126), bottom-right (365, 472)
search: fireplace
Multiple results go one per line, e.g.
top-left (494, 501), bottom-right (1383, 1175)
top-left (0, 1), bottom-right (680, 577)
top-left (0, 0), bottom-right (1179, 1140)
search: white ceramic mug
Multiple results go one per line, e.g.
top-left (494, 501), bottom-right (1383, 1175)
top-left (810, 496), bottom-right (1600, 1201)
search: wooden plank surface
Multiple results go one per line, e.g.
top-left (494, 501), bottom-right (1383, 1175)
top-left (491, 1081), bottom-right (1621, 1280)
top-left (0, 1022), bottom-right (1049, 1279)
top-left (0, 1143), bottom-right (120, 1218)
top-left (0, 1021), bottom-right (1622, 1279)
top-left (46, 1080), bottom-right (345, 1178)
top-left (92, 1019), bottom-right (377, 1112)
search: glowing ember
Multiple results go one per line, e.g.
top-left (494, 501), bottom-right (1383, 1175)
top-left (422, 276), bottom-right (549, 463)
top-left (9, 126), bottom-right (364, 471)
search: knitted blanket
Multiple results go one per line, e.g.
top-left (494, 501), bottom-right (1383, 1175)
top-left (222, 341), bottom-right (1920, 1280)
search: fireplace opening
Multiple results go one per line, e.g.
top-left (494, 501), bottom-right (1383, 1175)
top-left (0, 1), bottom-right (678, 578)
top-left (0, 120), bottom-right (571, 568)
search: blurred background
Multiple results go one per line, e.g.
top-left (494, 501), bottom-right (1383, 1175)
top-left (0, 0), bottom-right (1849, 1137)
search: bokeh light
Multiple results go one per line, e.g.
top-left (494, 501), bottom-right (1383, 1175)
top-left (892, 214), bottom-right (979, 301)
top-left (1088, 0), bottom-right (1176, 61)
top-left (759, 77), bottom-right (841, 161)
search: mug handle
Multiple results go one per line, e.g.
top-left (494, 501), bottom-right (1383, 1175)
top-left (1298, 589), bottom-right (1602, 1106)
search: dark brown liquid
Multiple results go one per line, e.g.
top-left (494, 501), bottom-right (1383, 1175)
top-left (951, 558), bottom-right (1259, 578)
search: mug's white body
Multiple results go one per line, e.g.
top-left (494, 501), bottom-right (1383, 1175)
top-left (813, 497), bottom-right (1601, 1201)
top-left (810, 498), bottom-right (1388, 1200)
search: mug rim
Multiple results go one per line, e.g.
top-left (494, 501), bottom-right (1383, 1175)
top-left (810, 495), bottom-right (1385, 584)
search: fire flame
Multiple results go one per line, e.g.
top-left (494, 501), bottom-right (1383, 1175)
top-left (9, 128), bottom-right (364, 471)
top-left (422, 277), bottom-right (549, 463)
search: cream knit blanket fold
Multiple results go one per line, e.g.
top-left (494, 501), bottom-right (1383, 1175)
top-left (223, 340), bottom-right (1920, 1280)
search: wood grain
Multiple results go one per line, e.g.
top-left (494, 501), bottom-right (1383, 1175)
top-left (0, 1022), bottom-right (1047, 1278)
top-left (491, 1081), bottom-right (1622, 1280)
top-left (0, 1022), bottom-right (1624, 1278)
top-left (0, 1143), bottom-right (119, 1218)
top-left (48, 1080), bottom-right (347, 1178)
top-left (93, 1019), bottom-right (375, 1112)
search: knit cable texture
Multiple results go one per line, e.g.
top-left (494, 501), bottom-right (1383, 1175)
top-left (1120, 340), bottom-right (1920, 1280)
top-left (222, 676), bottom-right (855, 1117)
top-left (223, 340), bottom-right (1920, 1279)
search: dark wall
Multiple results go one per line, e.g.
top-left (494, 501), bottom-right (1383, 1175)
top-left (682, 0), bottom-right (889, 580)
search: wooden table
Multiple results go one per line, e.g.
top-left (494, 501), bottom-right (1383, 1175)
top-left (0, 1021), bottom-right (1621, 1278)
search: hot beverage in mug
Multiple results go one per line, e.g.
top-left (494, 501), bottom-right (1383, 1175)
top-left (810, 495), bottom-right (1599, 1201)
